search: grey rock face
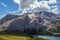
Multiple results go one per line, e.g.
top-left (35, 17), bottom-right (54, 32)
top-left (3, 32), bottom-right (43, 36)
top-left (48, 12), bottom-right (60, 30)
top-left (6, 14), bottom-right (47, 35)
top-left (0, 14), bottom-right (19, 25)
top-left (7, 15), bottom-right (30, 32)
top-left (0, 11), bottom-right (60, 35)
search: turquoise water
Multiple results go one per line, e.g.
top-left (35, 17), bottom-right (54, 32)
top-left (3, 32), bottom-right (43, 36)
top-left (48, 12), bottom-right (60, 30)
top-left (33, 35), bottom-right (60, 40)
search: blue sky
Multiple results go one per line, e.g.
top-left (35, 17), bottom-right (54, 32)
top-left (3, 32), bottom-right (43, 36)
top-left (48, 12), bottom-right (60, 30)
top-left (0, 0), bottom-right (60, 19)
top-left (0, 0), bottom-right (18, 15)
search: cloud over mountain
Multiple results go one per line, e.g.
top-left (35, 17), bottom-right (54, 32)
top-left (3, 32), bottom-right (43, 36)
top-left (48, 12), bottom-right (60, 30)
top-left (13, 0), bottom-right (58, 13)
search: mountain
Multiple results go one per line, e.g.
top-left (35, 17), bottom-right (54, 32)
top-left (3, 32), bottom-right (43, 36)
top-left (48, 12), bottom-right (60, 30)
top-left (0, 11), bottom-right (60, 35)
top-left (0, 14), bottom-right (20, 25)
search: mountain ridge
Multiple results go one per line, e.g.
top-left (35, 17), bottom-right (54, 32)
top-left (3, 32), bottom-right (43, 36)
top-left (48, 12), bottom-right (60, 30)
top-left (0, 11), bottom-right (60, 35)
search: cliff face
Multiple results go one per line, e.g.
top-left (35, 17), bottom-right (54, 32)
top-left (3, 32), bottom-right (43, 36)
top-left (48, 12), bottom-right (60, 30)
top-left (0, 11), bottom-right (60, 35)
top-left (0, 14), bottom-right (19, 25)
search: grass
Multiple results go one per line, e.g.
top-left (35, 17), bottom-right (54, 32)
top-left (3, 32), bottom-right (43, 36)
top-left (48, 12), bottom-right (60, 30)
top-left (0, 31), bottom-right (47, 40)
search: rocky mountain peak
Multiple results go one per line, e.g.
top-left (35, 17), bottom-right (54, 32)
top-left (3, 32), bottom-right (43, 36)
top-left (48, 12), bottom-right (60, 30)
top-left (0, 11), bottom-right (60, 35)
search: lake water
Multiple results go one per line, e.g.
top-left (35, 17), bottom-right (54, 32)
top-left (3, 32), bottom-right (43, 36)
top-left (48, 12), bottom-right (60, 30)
top-left (33, 35), bottom-right (60, 40)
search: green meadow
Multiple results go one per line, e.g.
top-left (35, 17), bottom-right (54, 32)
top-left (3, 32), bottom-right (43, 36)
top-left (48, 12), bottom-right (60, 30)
top-left (0, 31), bottom-right (46, 40)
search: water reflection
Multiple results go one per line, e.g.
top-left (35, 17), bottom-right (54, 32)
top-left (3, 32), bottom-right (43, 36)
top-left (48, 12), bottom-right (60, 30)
top-left (33, 35), bottom-right (60, 40)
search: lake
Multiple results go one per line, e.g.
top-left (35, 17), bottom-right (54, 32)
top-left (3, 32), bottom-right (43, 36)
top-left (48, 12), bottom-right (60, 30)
top-left (33, 35), bottom-right (60, 40)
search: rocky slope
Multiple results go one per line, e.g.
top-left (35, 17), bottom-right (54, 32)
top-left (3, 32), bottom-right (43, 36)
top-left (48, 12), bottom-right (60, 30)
top-left (0, 14), bottom-right (20, 25)
top-left (0, 11), bottom-right (60, 35)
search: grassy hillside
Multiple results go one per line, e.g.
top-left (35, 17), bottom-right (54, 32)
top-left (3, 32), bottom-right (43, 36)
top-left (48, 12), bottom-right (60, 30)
top-left (0, 31), bottom-right (46, 40)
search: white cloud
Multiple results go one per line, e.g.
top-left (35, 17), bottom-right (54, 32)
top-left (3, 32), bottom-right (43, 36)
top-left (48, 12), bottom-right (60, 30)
top-left (14, 0), bottom-right (20, 4)
top-left (51, 5), bottom-right (57, 9)
top-left (20, 0), bottom-right (35, 9)
top-left (1, 2), bottom-right (7, 7)
top-left (13, 0), bottom-right (36, 13)
top-left (13, 0), bottom-right (58, 14)
top-left (51, 5), bottom-right (58, 14)
top-left (51, 7), bottom-right (58, 14)
top-left (13, 0), bottom-right (50, 12)
top-left (48, 0), bottom-right (57, 4)
top-left (30, 1), bottom-right (51, 11)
